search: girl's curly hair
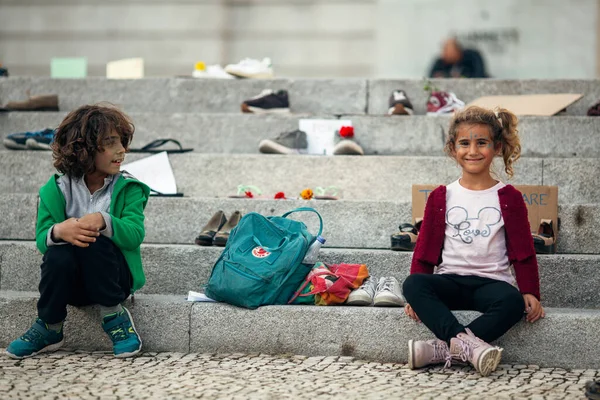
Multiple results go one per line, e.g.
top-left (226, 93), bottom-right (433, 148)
top-left (444, 105), bottom-right (521, 179)
top-left (52, 104), bottom-right (134, 178)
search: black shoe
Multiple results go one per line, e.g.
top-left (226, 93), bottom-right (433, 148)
top-left (0, 65), bottom-right (8, 77)
top-left (388, 90), bottom-right (414, 115)
top-left (390, 219), bottom-right (422, 251)
top-left (241, 89), bottom-right (290, 114)
top-left (586, 380), bottom-right (600, 400)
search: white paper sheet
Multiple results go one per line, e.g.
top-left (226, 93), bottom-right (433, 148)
top-left (298, 119), bottom-right (352, 155)
top-left (120, 152), bottom-right (177, 194)
top-left (187, 291), bottom-right (217, 302)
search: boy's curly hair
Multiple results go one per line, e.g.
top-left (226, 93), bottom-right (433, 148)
top-left (444, 105), bottom-right (521, 178)
top-left (52, 104), bottom-right (134, 178)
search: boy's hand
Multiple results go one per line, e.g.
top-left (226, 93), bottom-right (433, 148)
top-left (523, 294), bottom-right (545, 323)
top-left (78, 212), bottom-right (106, 231)
top-left (404, 304), bottom-right (421, 322)
top-left (53, 218), bottom-right (100, 248)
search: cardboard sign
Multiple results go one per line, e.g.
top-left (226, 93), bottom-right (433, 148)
top-left (467, 94), bottom-right (583, 116)
top-left (412, 184), bottom-right (558, 242)
top-left (298, 119), bottom-right (351, 155)
top-left (107, 58), bottom-right (145, 79)
top-left (51, 57), bottom-right (87, 78)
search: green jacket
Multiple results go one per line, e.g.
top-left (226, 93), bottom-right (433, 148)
top-left (36, 174), bottom-right (150, 293)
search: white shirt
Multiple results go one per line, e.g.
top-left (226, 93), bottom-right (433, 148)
top-left (436, 179), bottom-right (516, 285)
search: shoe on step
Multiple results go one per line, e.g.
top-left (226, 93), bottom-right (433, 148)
top-left (0, 94), bottom-right (59, 112)
top-left (388, 89), bottom-right (414, 115)
top-left (408, 339), bottom-right (452, 369)
top-left (259, 130), bottom-right (307, 154)
top-left (346, 276), bottom-right (376, 306)
top-left (532, 219), bottom-right (556, 254)
top-left (449, 328), bottom-right (503, 377)
top-left (213, 211), bottom-right (242, 246)
top-left (241, 89), bottom-right (289, 114)
top-left (195, 210), bottom-right (227, 246)
top-left (373, 277), bottom-right (406, 307)
top-left (102, 306), bottom-right (142, 358)
top-left (390, 218), bottom-right (423, 251)
top-left (6, 318), bottom-right (64, 359)
top-left (4, 128), bottom-right (55, 150)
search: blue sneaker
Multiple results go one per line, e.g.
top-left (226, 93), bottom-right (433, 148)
top-left (6, 318), bottom-right (64, 359)
top-left (3, 128), bottom-right (55, 150)
top-left (102, 307), bottom-right (142, 358)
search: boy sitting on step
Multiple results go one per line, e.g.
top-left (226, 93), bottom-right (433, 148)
top-left (6, 104), bottom-right (150, 359)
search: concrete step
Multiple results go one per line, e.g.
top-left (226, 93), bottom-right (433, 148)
top-left (368, 79), bottom-right (598, 116)
top-left (1, 241), bottom-right (599, 309)
top-left (1, 290), bottom-right (598, 368)
top-left (1, 78), bottom-right (599, 115)
top-left (2, 195), bottom-right (599, 254)
top-left (2, 112), bottom-right (599, 158)
top-left (3, 152), bottom-right (600, 204)
top-left (0, 77), bottom-right (367, 115)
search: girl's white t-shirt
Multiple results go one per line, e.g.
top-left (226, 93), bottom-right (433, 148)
top-left (436, 179), bottom-right (516, 285)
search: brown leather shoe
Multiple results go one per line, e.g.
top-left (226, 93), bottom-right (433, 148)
top-left (1, 94), bottom-right (59, 112)
top-left (213, 211), bottom-right (242, 247)
top-left (195, 211), bottom-right (227, 246)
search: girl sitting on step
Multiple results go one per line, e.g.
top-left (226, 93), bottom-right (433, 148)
top-left (402, 106), bottom-right (544, 377)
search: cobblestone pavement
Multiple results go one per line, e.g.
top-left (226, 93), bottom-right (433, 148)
top-left (0, 351), bottom-right (597, 399)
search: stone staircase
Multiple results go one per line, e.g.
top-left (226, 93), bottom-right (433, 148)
top-left (1, 77), bottom-right (599, 368)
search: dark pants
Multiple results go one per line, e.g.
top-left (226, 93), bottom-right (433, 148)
top-left (403, 274), bottom-right (525, 343)
top-left (37, 235), bottom-right (131, 324)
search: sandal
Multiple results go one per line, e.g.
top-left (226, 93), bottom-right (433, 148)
top-left (390, 218), bottom-right (423, 251)
top-left (228, 184), bottom-right (263, 199)
top-left (532, 219), bottom-right (556, 254)
top-left (129, 138), bottom-right (193, 154)
top-left (314, 186), bottom-right (340, 200)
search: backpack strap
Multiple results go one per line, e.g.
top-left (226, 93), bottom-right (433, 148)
top-left (281, 207), bottom-right (323, 237)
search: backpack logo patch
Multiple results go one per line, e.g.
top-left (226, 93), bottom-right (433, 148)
top-left (252, 246), bottom-right (271, 258)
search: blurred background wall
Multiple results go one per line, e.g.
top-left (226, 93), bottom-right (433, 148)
top-left (0, 0), bottom-right (597, 78)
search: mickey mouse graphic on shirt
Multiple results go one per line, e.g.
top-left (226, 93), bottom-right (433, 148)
top-left (446, 206), bottom-right (502, 244)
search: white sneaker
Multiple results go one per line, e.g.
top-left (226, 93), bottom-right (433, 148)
top-left (225, 57), bottom-right (274, 79)
top-left (346, 277), bottom-right (376, 306)
top-left (192, 63), bottom-right (234, 79)
top-left (373, 277), bottom-right (406, 307)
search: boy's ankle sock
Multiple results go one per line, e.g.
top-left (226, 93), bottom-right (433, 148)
top-left (46, 321), bottom-right (64, 333)
top-left (100, 304), bottom-right (123, 320)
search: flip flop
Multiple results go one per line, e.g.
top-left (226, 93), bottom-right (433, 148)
top-left (228, 184), bottom-right (263, 199)
top-left (314, 186), bottom-right (339, 200)
top-left (129, 138), bottom-right (193, 154)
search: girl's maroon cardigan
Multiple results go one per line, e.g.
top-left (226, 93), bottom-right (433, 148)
top-left (410, 184), bottom-right (541, 300)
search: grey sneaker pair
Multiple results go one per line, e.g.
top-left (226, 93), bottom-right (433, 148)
top-left (346, 276), bottom-right (406, 306)
top-left (258, 129), bottom-right (364, 155)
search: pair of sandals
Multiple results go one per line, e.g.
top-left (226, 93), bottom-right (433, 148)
top-left (390, 218), bottom-right (423, 252)
top-left (195, 211), bottom-right (242, 247)
top-left (531, 219), bottom-right (556, 254)
top-left (227, 185), bottom-right (340, 200)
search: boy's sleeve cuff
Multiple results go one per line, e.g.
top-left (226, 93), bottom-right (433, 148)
top-left (99, 212), bottom-right (113, 238)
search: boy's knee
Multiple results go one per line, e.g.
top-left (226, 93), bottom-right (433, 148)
top-left (43, 245), bottom-right (75, 268)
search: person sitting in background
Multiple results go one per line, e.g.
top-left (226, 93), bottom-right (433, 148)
top-left (429, 37), bottom-right (489, 78)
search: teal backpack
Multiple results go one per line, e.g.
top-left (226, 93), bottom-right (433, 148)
top-left (204, 207), bottom-right (323, 309)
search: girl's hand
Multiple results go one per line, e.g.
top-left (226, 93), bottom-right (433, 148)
top-left (53, 218), bottom-right (100, 248)
top-left (78, 212), bottom-right (106, 231)
top-left (404, 304), bottom-right (421, 322)
top-left (523, 294), bottom-right (545, 323)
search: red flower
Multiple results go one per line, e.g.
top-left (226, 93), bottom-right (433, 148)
top-left (339, 126), bottom-right (354, 138)
top-left (274, 192), bottom-right (286, 199)
top-left (245, 191), bottom-right (254, 198)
